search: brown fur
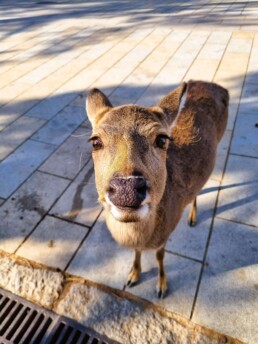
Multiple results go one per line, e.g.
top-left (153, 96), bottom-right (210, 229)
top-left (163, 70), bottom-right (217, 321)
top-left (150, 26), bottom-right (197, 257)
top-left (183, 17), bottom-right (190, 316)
top-left (86, 80), bottom-right (229, 296)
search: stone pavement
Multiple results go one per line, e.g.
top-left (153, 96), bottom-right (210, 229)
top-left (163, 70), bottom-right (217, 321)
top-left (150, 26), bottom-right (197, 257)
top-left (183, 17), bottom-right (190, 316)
top-left (0, 0), bottom-right (258, 343)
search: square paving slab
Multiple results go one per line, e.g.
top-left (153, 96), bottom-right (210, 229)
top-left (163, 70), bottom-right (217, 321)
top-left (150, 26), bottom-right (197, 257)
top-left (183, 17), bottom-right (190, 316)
top-left (16, 215), bottom-right (88, 270)
top-left (166, 179), bottom-right (219, 261)
top-left (193, 218), bottom-right (258, 344)
top-left (217, 154), bottom-right (258, 227)
top-left (50, 160), bottom-right (102, 227)
top-left (0, 171), bottom-right (70, 253)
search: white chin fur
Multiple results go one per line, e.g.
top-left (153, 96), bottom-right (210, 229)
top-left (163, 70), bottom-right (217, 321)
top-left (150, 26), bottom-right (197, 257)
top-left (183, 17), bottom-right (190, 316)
top-left (105, 194), bottom-right (150, 221)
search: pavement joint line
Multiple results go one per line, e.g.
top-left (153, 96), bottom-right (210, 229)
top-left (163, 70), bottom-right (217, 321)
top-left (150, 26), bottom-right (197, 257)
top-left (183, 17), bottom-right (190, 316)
top-left (215, 215), bottom-right (258, 229)
top-left (63, 208), bottom-right (104, 272)
top-left (189, 29), bottom-right (255, 320)
top-left (49, 213), bottom-right (92, 229)
top-left (229, 152), bottom-right (258, 160)
top-left (36, 169), bottom-right (74, 182)
top-left (165, 249), bottom-right (205, 265)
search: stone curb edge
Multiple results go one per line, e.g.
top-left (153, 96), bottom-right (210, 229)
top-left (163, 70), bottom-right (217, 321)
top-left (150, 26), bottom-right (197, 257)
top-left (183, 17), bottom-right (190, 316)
top-left (0, 249), bottom-right (244, 344)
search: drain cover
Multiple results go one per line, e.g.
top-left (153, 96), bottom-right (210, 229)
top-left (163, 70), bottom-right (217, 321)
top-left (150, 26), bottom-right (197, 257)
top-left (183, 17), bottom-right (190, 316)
top-left (0, 288), bottom-right (117, 344)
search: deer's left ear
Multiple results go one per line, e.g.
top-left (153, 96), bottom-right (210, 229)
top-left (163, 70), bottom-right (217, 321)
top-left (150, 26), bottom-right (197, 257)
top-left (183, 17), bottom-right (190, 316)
top-left (157, 82), bottom-right (187, 126)
top-left (86, 88), bottom-right (113, 126)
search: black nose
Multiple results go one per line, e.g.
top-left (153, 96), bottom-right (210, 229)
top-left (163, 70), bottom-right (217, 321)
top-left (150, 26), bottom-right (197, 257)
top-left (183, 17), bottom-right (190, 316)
top-left (108, 177), bottom-right (147, 208)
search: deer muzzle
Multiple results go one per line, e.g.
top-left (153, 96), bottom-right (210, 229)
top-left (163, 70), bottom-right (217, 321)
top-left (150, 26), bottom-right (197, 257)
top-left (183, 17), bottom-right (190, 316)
top-left (108, 176), bottom-right (147, 209)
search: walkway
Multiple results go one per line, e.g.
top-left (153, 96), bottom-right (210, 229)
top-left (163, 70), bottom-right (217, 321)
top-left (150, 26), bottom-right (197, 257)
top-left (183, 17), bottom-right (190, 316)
top-left (0, 1), bottom-right (258, 343)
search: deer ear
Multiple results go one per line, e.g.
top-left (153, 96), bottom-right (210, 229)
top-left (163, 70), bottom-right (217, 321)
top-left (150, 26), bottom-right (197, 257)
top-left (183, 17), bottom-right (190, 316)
top-left (158, 82), bottom-right (187, 126)
top-left (86, 88), bottom-right (113, 126)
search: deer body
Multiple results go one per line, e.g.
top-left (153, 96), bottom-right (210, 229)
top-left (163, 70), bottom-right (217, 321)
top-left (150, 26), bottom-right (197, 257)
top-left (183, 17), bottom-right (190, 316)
top-left (86, 80), bottom-right (229, 297)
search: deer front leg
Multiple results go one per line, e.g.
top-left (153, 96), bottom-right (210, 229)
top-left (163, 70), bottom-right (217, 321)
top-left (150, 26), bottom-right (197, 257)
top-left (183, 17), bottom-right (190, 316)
top-left (156, 246), bottom-right (167, 299)
top-left (127, 249), bottom-right (141, 287)
top-left (188, 197), bottom-right (198, 227)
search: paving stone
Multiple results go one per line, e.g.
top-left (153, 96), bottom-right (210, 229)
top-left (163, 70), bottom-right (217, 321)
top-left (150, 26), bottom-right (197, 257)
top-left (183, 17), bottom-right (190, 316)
top-left (166, 179), bottom-right (219, 261)
top-left (193, 218), bottom-right (258, 344)
top-left (27, 93), bottom-right (77, 120)
top-left (0, 139), bottom-right (56, 199)
top-left (125, 251), bottom-right (202, 319)
top-left (227, 103), bottom-right (239, 131)
top-left (217, 154), bottom-right (258, 227)
top-left (0, 99), bottom-right (40, 131)
top-left (50, 160), bottom-right (102, 227)
top-left (230, 113), bottom-right (258, 158)
top-left (0, 115), bottom-right (46, 160)
top-left (238, 82), bottom-right (258, 115)
top-left (55, 281), bottom-right (236, 344)
top-left (227, 36), bottom-right (253, 53)
top-left (0, 171), bottom-right (70, 253)
top-left (67, 213), bottom-right (132, 289)
top-left (39, 126), bottom-right (92, 179)
top-left (211, 130), bottom-right (232, 181)
top-left (0, 253), bottom-right (64, 309)
top-left (207, 31), bottom-right (231, 45)
top-left (110, 30), bottom-right (190, 104)
top-left (31, 105), bottom-right (83, 145)
top-left (16, 216), bottom-right (88, 270)
top-left (138, 30), bottom-right (209, 106)
top-left (0, 198), bottom-right (5, 206)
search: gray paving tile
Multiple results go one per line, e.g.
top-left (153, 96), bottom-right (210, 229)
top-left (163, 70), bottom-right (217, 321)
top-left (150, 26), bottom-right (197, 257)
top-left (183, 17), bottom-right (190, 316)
top-left (16, 215), bottom-right (88, 270)
top-left (67, 213), bottom-right (132, 289)
top-left (50, 160), bottom-right (102, 227)
top-left (0, 198), bottom-right (5, 206)
top-left (166, 179), bottom-right (219, 261)
top-left (0, 171), bottom-right (70, 253)
top-left (125, 251), bottom-right (201, 319)
top-left (211, 130), bottom-right (232, 181)
top-left (0, 100), bottom-right (39, 129)
top-left (230, 113), bottom-right (258, 158)
top-left (0, 115), bottom-right (46, 160)
top-left (0, 139), bottom-right (56, 198)
top-left (39, 126), bottom-right (92, 179)
top-left (31, 104), bottom-right (84, 146)
top-left (27, 93), bottom-right (77, 120)
top-left (217, 154), bottom-right (258, 227)
top-left (193, 218), bottom-right (258, 344)
top-left (238, 82), bottom-right (258, 115)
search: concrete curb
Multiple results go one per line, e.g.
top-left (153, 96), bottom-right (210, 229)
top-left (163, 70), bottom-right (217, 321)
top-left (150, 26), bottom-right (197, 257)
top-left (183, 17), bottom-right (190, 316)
top-left (0, 249), bottom-right (244, 344)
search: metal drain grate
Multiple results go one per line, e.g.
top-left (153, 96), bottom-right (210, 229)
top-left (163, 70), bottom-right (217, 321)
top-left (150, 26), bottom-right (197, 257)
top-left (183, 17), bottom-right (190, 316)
top-left (0, 288), bottom-right (117, 344)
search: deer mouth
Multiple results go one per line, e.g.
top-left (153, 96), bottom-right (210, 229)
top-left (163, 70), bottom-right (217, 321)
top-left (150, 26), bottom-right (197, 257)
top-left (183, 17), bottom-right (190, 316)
top-left (105, 194), bottom-right (150, 222)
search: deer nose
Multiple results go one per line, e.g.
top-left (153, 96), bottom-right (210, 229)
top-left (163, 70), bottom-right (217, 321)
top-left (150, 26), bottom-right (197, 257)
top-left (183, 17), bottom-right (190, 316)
top-left (108, 176), bottom-right (147, 209)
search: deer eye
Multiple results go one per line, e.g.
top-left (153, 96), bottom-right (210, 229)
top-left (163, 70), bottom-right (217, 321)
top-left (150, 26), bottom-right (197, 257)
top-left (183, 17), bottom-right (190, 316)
top-left (155, 134), bottom-right (170, 149)
top-left (90, 136), bottom-right (103, 151)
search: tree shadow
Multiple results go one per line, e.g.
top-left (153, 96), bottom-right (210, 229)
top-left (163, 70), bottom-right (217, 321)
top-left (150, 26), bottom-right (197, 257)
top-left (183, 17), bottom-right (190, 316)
top-left (0, 0), bottom-right (257, 60)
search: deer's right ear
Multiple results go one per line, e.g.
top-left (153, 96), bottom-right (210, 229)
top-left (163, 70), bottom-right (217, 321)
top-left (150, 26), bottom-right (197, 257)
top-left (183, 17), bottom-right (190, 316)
top-left (86, 88), bottom-right (113, 126)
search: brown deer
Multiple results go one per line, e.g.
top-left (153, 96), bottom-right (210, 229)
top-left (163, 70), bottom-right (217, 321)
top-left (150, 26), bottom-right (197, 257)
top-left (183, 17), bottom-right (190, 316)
top-left (86, 80), bottom-right (229, 298)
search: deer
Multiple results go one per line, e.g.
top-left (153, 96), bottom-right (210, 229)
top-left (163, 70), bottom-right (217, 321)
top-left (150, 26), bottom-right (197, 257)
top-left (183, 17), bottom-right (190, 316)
top-left (86, 80), bottom-right (229, 298)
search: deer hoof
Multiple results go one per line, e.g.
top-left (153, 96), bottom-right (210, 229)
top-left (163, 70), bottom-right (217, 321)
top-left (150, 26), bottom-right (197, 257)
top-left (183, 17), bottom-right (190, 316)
top-left (156, 287), bottom-right (167, 299)
top-left (188, 218), bottom-right (197, 227)
top-left (156, 278), bottom-right (167, 299)
top-left (126, 268), bottom-right (140, 288)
